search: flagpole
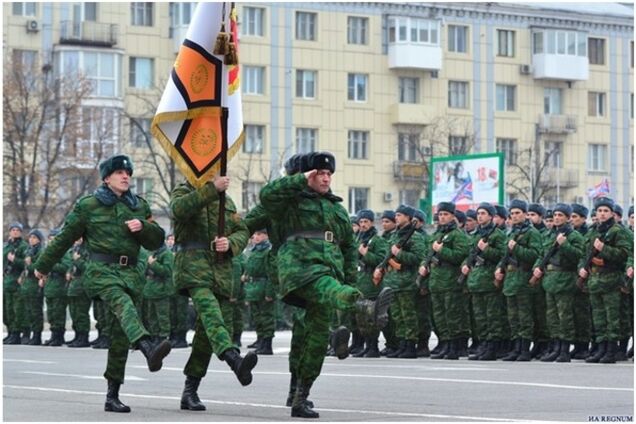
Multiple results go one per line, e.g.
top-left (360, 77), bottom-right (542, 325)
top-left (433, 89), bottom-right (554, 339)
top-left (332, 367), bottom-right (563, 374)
top-left (217, 107), bottom-right (229, 263)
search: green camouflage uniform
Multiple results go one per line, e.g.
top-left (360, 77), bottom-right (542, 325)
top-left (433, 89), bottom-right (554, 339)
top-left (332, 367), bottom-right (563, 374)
top-left (142, 245), bottom-right (174, 338)
top-left (581, 219), bottom-right (631, 343)
top-left (170, 181), bottom-right (249, 379)
top-left (21, 242), bottom-right (44, 334)
top-left (617, 224), bottom-right (633, 343)
top-left (380, 228), bottom-right (399, 351)
top-left (536, 224), bottom-right (585, 341)
top-left (462, 223), bottom-right (507, 342)
top-left (169, 239), bottom-right (189, 341)
top-left (67, 243), bottom-right (91, 334)
top-left (531, 223), bottom-right (551, 344)
top-left (244, 240), bottom-right (276, 339)
top-left (500, 220), bottom-right (542, 341)
top-left (44, 249), bottom-right (72, 332)
top-left (231, 254), bottom-right (246, 342)
top-left (3, 237), bottom-right (28, 333)
top-left (260, 174), bottom-right (361, 384)
top-left (573, 224), bottom-right (593, 345)
top-left (34, 186), bottom-right (165, 384)
top-left (413, 227), bottom-right (433, 349)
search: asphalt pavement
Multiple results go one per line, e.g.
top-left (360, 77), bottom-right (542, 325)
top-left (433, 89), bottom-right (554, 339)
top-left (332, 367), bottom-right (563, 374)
top-left (3, 330), bottom-right (634, 422)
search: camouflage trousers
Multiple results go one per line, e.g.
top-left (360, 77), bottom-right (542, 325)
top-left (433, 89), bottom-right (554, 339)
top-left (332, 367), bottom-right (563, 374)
top-left (68, 294), bottom-right (91, 333)
top-left (471, 291), bottom-right (507, 341)
top-left (24, 294), bottom-right (44, 333)
top-left (183, 287), bottom-right (235, 379)
top-left (382, 312), bottom-right (399, 349)
top-left (618, 292), bottom-right (633, 340)
top-left (531, 287), bottom-right (549, 342)
top-left (143, 298), bottom-right (171, 338)
top-left (460, 290), bottom-right (473, 338)
top-left (45, 296), bottom-right (67, 332)
top-left (170, 294), bottom-right (189, 336)
top-left (289, 307), bottom-right (307, 375)
top-left (291, 275), bottom-right (361, 383)
top-left (573, 289), bottom-right (592, 343)
top-left (389, 291), bottom-right (419, 342)
top-left (3, 288), bottom-right (22, 332)
top-left (545, 291), bottom-right (575, 341)
top-left (94, 299), bottom-right (115, 338)
top-left (430, 290), bottom-right (465, 340)
top-left (506, 292), bottom-right (535, 340)
top-left (590, 290), bottom-right (621, 342)
top-left (231, 300), bottom-right (244, 339)
top-left (415, 292), bottom-right (432, 344)
top-left (250, 299), bottom-right (276, 338)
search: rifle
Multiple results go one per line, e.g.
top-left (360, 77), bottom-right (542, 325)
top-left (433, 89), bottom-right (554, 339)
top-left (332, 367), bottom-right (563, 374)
top-left (373, 218), bottom-right (419, 286)
top-left (356, 238), bottom-right (371, 272)
top-left (4, 246), bottom-right (16, 275)
top-left (457, 224), bottom-right (499, 285)
top-left (415, 231), bottom-right (447, 289)
top-left (576, 232), bottom-right (610, 291)
top-left (495, 230), bottom-right (526, 283)
top-left (528, 227), bottom-right (572, 285)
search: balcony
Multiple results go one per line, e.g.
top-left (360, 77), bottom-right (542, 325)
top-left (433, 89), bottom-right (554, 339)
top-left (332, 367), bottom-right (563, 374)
top-left (393, 160), bottom-right (426, 182)
top-left (537, 114), bottom-right (577, 134)
top-left (540, 168), bottom-right (579, 188)
top-left (60, 21), bottom-right (118, 47)
top-left (532, 54), bottom-right (589, 81)
top-left (389, 103), bottom-right (436, 126)
top-left (388, 43), bottom-right (442, 70)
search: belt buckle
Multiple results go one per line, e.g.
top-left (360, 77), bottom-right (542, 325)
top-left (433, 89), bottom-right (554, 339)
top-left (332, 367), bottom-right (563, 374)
top-left (119, 256), bottom-right (129, 266)
top-left (325, 231), bottom-right (334, 243)
top-left (507, 265), bottom-right (514, 271)
top-left (547, 264), bottom-right (554, 271)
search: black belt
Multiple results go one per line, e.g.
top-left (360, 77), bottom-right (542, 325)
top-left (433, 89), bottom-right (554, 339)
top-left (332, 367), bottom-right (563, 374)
top-left (286, 230), bottom-right (337, 244)
top-left (90, 253), bottom-right (138, 267)
top-left (174, 241), bottom-right (214, 252)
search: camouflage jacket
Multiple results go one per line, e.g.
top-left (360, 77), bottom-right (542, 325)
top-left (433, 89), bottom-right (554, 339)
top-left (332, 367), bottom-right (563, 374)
top-left (383, 225), bottom-right (427, 293)
top-left (143, 245), bottom-right (175, 299)
top-left (355, 227), bottom-right (389, 298)
top-left (259, 174), bottom-right (356, 299)
top-left (535, 224), bottom-right (585, 294)
top-left (244, 241), bottom-right (275, 301)
top-left (231, 253), bottom-right (246, 301)
top-left (43, 248), bottom-right (72, 298)
top-left (462, 223), bottom-right (506, 293)
top-left (170, 181), bottom-right (249, 299)
top-left (67, 243), bottom-right (88, 297)
top-left (34, 186), bottom-right (165, 300)
top-left (425, 222), bottom-right (470, 293)
top-left (3, 237), bottom-right (28, 289)
top-left (21, 243), bottom-right (44, 297)
top-left (579, 218), bottom-right (631, 294)
top-left (244, 204), bottom-right (285, 294)
top-left (500, 220), bottom-right (542, 296)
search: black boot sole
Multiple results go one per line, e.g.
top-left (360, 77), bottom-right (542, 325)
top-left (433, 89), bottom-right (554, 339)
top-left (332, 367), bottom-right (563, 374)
top-left (332, 327), bottom-right (351, 360)
top-left (148, 340), bottom-right (172, 372)
top-left (180, 402), bottom-right (206, 411)
top-left (104, 402), bottom-right (131, 413)
top-left (236, 351), bottom-right (258, 386)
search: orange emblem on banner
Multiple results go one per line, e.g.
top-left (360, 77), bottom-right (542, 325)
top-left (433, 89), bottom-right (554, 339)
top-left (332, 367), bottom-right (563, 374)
top-left (174, 46), bottom-right (218, 104)
top-left (179, 115), bottom-right (223, 172)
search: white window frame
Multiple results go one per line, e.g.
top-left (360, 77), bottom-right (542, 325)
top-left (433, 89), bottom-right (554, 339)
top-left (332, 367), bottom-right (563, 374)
top-left (448, 25), bottom-right (468, 53)
top-left (348, 130), bottom-right (369, 160)
top-left (79, 107), bottom-right (119, 160)
top-left (347, 16), bottom-right (368, 45)
top-left (388, 17), bottom-right (439, 45)
top-left (242, 6), bottom-right (264, 37)
top-left (496, 84), bottom-right (516, 112)
top-left (588, 92), bottom-right (606, 117)
top-left (348, 187), bottom-right (369, 214)
top-left (129, 57), bottom-right (154, 89)
top-left (588, 37), bottom-right (606, 65)
top-left (13, 2), bottom-right (36, 17)
top-left (347, 73), bottom-right (368, 102)
top-left (243, 125), bottom-right (265, 154)
top-left (296, 70), bottom-right (316, 99)
top-left (398, 133), bottom-right (419, 162)
top-left (131, 2), bottom-right (153, 26)
top-left (130, 117), bottom-right (151, 148)
top-left (534, 29), bottom-right (587, 57)
top-left (243, 66), bottom-right (264, 95)
top-left (588, 144), bottom-right (607, 172)
top-left (497, 29), bottom-right (515, 57)
top-left (496, 138), bottom-right (517, 165)
top-left (296, 128), bottom-right (316, 153)
top-left (399, 77), bottom-right (419, 104)
top-left (61, 51), bottom-right (120, 98)
top-left (448, 81), bottom-right (468, 109)
top-left (543, 88), bottom-right (562, 115)
top-left (296, 11), bottom-right (317, 41)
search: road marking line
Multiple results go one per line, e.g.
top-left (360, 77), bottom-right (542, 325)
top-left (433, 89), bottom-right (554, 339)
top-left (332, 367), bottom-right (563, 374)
top-left (2, 384), bottom-right (547, 422)
top-left (21, 371), bottom-right (147, 381)
top-left (4, 359), bottom-right (56, 364)
top-left (129, 366), bottom-right (632, 392)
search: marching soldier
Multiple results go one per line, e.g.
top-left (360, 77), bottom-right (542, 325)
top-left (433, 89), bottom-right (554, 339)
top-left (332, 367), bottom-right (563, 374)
top-left (570, 203), bottom-right (593, 359)
top-left (21, 229), bottom-right (46, 345)
top-left (42, 229), bottom-right (71, 346)
top-left (531, 204), bottom-right (585, 362)
top-left (3, 222), bottom-right (28, 345)
top-left (578, 197), bottom-right (631, 364)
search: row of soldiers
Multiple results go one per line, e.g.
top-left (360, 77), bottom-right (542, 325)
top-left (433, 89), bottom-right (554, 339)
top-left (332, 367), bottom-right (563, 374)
top-left (339, 197), bottom-right (633, 364)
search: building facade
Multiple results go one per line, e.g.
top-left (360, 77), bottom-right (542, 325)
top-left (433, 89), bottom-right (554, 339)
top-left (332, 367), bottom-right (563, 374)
top-left (3, 2), bottom-right (633, 229)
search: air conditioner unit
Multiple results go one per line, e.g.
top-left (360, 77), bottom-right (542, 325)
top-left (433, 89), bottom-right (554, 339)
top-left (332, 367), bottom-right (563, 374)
top-left (26, 19), bottom-right (39, 33)
top-left (519, 64), bottom-right (532, 75)
top-left (383, 192), bottom-right (393, 203)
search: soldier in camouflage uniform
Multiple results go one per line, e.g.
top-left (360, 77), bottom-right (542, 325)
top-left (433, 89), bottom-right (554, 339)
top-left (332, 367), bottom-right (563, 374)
top-left (42, 229), bottom-right (72, 346)
top-left (570, 203), bottom-right (593, 359)
top-left (3, 222), bottom-right (28, 345)
top-left (531, 204), bottom-right (585, 362)
top-left (35, 155), bottom-right (171, 413)
top-left (143, 242), bottom-right (174, 342)
top-left (612, 205), bottom-right (633, 361)
top-left (379, 210), bottom-right (400, 356)
top-left (495, 200), bottom-right (542, 361)
top-left (66, 238), bottom-right (92, 348)
top-left (20, 229), bottom-right (46, 345)
top-left (171, 174), bottom-right (257, 412)
top-left (419, 202), bottom-right (469, 360)
top-left (465, 209), bottom-right (478, 235)
top-left (579, 197), bottom-right (631, 363)
top-left (260, 151), bottom-right (392, 419)
top-left (413, 209), bottom-right (433, 357)
top-left (460, 203), bottom-right (506, 361)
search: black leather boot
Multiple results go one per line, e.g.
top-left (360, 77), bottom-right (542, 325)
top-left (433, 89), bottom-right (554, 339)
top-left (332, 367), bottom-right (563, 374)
top-left (4, 331), bottom-right (21, 345)
top-left (386, 339), bottom-right (405, 358)
top-left (556, 340), bottom-right (571, 362)
top-left (70, 332), bottom-right (90, 348)
top-left (468, 338), bottom-right (480, 355)
top-left (104, 380), bottom-right (131, 413)
top-left (222, 348), bottom-right (258, 386)
top-left (21, 330), bottom-right (31, 344)
top-left (541, 340), bottom-right (561, 362)
top-left (28, 331), bottom-right (42, 346)
top-left (49, 330), bottom-right (65, 347)
top-left (349, 331), bottom-right (364, 355)
top-left (331, 326), bottom-right (351, 360)
top-left (516, 339), bottom-right (532, 361)
top-left (479, 340), bottom-right (497, 361)
top-left (431, 339), bottom-right (443, 355)
top-left (247, 337), bottom-right (261, 349)
top-left (599, 341), bottom-right (617, 364)
top-left (469, 341), bottom-right (487, 360)
top-left (354, 287), bottom-right (394, 329)
top-left (291, 380), bottom-right (319, 419)
top-left (586, 341), bottom-right (606, 363)
top-left (93, 335), bottom-right (110, 349)
top-left (430, 340), bottom-right (449, 359)
top-left (572, 342), bottom-right (590, 360)
top-left (364, 337), bottom-right (380, 358)
top-left (352, 336), bottom-right (368, 358)
top-left (416, 338), bottom-right (430, 357)
top-left (180, 376), bottom-right (206, 411)
top-left (444, 338), bottom-right (459, 360)
top-left (233, 332), bottom-right (242, 347)
top-left (628, 343), bottom-right (634, 359)
top-left (90, 332), bottom-right (101, 346)
top-left (137, 336), bottom-right (171, 372)
top-left (615, 338), bottom-right (629, 361)
top-left (457, 337), bottom-right (468, 357)
top-left (398, 340), bottom-right (417, 359)
top-left (502, 338), bottom-right (521, 361)
top-left (286, 373), bottom-right (315, 408)
top-left (496, 339), bottom-right (510, 359)
top-left (171, 333), bottom-right (188, 349)
top-left (255, 337), bottom-right (273, 355)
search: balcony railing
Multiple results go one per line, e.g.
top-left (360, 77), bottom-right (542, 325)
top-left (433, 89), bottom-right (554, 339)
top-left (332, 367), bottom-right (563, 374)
top-left (537, 114), bottom-right (577, 134)
top-left (60, 21), bottom-right (118, 47)
top-left (393, 160), bottom-right (426, 182)
top-left (540, 168), bottom-right (579, 188)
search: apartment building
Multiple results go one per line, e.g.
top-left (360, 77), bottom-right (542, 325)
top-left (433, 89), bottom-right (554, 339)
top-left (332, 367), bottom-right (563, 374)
top-left (3, 2), bottom-right (633, 228)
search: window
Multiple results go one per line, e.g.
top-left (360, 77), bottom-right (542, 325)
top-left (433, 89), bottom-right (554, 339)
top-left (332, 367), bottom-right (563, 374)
top-left (296, 70), bottom-right (316, 99)
top-left (399, 190), bottom-right (420, 208)
top-left (83, 52), bottom-right (119, 97)
top-left (13, 2), bottom-right (36, 16)
top-left (544, 88), bottom-right (562, 115)
top-left (296, 12), bottom-right (316, 41)
top-left (347, 73), bottom-right (368, 102)
top-left (448, 81), bottom-right (469, 109)
top-left (348, 130), bottom-right (369, 160)
top-left (588, 92), bottom-right (606, 117)
top-left (449, 136), bottom-right (468, 155)
top-left (496, 138), bottom-right (517, 165)
top-left (243, 66), bottom-right (264, 95)
top-left (242, 6), bottom-right (264, 36)
top-left (496, 84), bottom-right (516, 111)
top-left (131, 3), bottom-right (153, 26)
top-left (388, 17), bottom-right (439, 45)
top-left (545, 141), bottom-right (563, 168)
top-left (533, 30), bottom-right (586, 57)
top-left (130, 118), bottom-right (151, 148)
top-left (133, 177), bottom-right (153, 198)
top-left (169, 2), bottom-right (193, 31)
top-left (242, 181), bottom-right (263, 211)
top-left (347, 16), bottom-right (368, 45)
top-left (79, 107), bottom-right (119, 159)
top-left (399, 77), bottom-right (419, 104)
top-left (348, 187), bottom-right (369, 213)
top-left (12, 49), bottom-right (37, 73)
top-left (398, 133), bottom-right (420, 162)
top-left (243, 125), bottom-right (264, 154)
top-left (588, 144), bottom-right (607, 172)
top-left (296, 128), bottom-right (316, 153)
top-left (448, 25), bottom-right (468, 53)
top-left (497, 29), bottom-right (515, 57)
top-left (588, 38), bottom-right (605, 65)
top-left (129, 57), bottom-right (153, 89)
